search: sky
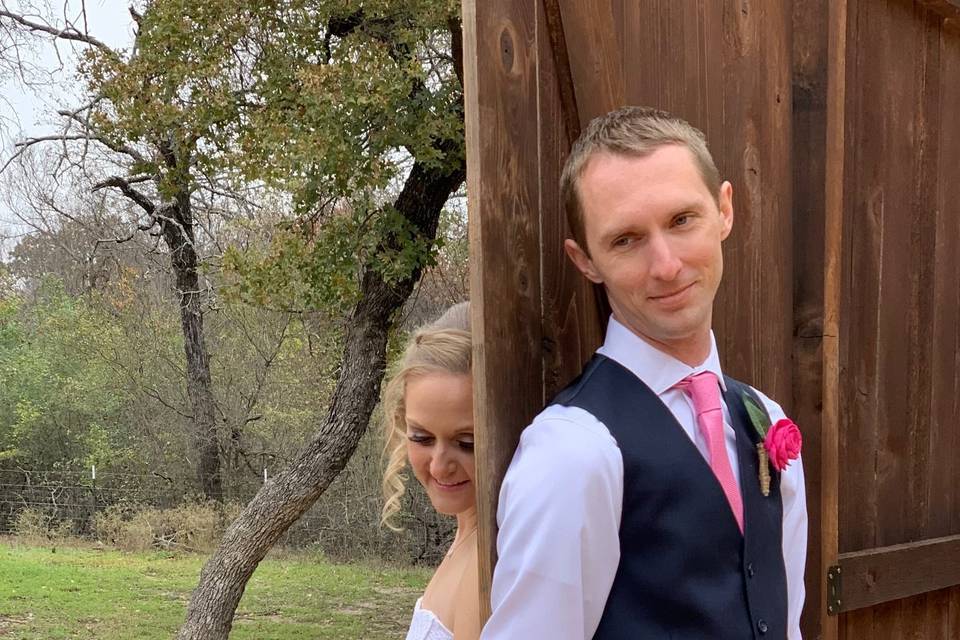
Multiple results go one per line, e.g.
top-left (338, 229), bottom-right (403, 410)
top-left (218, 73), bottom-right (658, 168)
top-left (0, 0), bottom-right (133, 251)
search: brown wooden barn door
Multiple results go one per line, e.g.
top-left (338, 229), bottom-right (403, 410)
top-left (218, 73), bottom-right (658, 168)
top-left (825, 1), bottom-right (960, 638)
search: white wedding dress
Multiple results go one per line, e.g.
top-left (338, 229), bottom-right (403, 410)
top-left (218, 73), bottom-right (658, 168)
top-left (404, 597), bottom-right (454, 640)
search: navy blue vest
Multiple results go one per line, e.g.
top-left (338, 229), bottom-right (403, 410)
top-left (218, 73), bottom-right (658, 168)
top-left (551, 355), bottom-right (788, 639)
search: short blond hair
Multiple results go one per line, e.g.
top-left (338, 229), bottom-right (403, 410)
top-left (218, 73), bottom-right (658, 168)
top-left (380, 302), bottom-right (472, 531)
top-left (560, 106), bottom-right (720, 252)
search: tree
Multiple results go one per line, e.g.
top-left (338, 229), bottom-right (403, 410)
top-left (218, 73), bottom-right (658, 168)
top-left (176, 3), bottom-right (467, 633)
top-left (1, 0), bottom-right (238, 500)
top-left (3, 0), bottom-right (466, 635)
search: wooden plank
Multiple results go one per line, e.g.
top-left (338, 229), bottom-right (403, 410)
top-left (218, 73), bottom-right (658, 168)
top-left (821, 0), bottom-right (848, 636)
top-left (712, 1), bottom-right (794, 404)
top-left (838, 0), bottom-right (903, 554)
top-left (951, 586), bottom-right (960, 635)
top-left (836, 535), bottom-right (960, 612)
top-left (871, 599), bottom-right (906, 639)
top-left (541, 0), bottom-right (581, 144)
top-left (556, 0), bottom-right (624, 123)
top-left (463, 0), bottom-right (544, 621)
top-left (843, 0), bottom-right (902, 553)
top-left (906, 0), bottom-right (946, 542)
top-left (536, 1), bottom-right (605, 400)
top-left (791, 0), bottom-right (830, 635)
top-left (937, 5), bottom-right (960, 541)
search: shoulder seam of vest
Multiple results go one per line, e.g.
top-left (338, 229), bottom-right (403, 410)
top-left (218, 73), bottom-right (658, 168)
top-left (555, 355), bottom-right (609, 405)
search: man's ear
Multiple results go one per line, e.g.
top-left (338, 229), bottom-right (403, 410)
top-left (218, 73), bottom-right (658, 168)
top-left (564, 239), bottom-right (604, 284)
top-left (718, 181), bottom-right (734, 240)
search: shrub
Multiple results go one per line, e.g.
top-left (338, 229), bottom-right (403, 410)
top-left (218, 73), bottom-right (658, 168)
top-left (13, 507), bottom-right (73, 542)
top-left (93, 501), bottom-right (243, 553)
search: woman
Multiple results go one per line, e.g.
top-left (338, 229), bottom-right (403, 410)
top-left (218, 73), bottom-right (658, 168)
top-left (381, 302), bottom-right (480, 640)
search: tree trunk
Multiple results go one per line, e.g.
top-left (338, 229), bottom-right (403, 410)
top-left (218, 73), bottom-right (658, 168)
top-left (175, 143), bottom-right (465, 640)
top-left (163, 197), bottom-right (223, 502)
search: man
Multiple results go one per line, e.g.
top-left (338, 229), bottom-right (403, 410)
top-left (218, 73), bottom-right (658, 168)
top-left (480, 107), bottom-right (807, 639)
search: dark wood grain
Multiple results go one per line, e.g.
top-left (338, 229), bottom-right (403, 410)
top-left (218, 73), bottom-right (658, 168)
top-left (463, 0), bottom-right (544, 620)
top-left (792, 0), bottom-right (830, 635)
top-left (556, 0), bottom-right (625, 123)
top-left (821, 1), bottom-right (850, 638)
top-left (839, 0), bottom-right (959, 553)
top-left (541, 0), bottom-right (581, 144)
top-left (936, 6), bottom-right (960, 542)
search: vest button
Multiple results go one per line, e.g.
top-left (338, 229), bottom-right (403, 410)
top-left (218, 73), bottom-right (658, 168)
top-left (747, 562), bottom-right (755, 578)
top-left (757, 619), bottom-right (768, 634)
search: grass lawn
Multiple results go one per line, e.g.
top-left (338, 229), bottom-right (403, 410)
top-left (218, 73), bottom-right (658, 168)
top-left (0, 538), bottom-right (431, 639)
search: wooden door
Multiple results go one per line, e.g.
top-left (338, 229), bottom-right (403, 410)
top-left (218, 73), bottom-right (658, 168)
top-left (823, 1), bottom-right (960, 638)
top-left (463, 0), bottom-right (960, 637)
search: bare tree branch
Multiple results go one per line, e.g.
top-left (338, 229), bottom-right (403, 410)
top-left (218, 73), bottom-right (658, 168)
top-left (57, 109), bottom-right (148, 164)
top-left (1, 134), bottom-right (84, 172)
top-left (0, 7), bottom-right (115, 55)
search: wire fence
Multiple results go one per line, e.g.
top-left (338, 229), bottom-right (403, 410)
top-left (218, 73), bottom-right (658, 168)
top-left (0, 454), bottom-right (454, 566)
top-left (0, 467), bottom-right (176, 535)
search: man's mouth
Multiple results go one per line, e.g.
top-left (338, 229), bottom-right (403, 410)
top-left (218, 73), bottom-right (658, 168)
top-left (651, 282), bottom-right (694, 301)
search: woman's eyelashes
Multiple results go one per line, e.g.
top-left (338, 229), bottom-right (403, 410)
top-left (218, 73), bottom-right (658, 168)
top-left (406, 431), bottom-right (474, 452)
top-left (407, 432), bottom-right (433, 445)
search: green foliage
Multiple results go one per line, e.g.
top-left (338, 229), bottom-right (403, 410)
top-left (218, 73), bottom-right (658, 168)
top-left (0, 268), bottom-right (344, 491)
top-left (0, 280), bottom-right (137, 470)
top-left (76, 0), bottom-right (463, 309)
top-left (743, 392), bottom-right (772, 437)
top-left (221, 203), bottom-right (442, 312)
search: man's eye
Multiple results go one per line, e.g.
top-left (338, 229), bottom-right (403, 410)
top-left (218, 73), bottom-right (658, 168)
top-left (613, 236), bottom-right (632, 247)
top-left (674, 214), bottom-right (690, 226)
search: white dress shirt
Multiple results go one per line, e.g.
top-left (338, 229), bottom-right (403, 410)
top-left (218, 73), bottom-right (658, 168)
top-left (481, 316), bottom-right (807, 640)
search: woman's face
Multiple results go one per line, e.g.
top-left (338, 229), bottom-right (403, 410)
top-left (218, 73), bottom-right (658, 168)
top-left (404, 372), bottom-right (476, 517)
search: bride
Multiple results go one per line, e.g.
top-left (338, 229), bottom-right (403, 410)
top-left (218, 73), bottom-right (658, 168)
top-left (381, 302), bottom-right (480, 640)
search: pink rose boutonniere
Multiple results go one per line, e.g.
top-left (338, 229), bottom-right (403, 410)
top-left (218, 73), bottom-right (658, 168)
top-left (742, 393), bottom-right (803, 496)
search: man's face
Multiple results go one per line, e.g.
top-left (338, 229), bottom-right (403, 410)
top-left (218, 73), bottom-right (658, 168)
top-left (564, 145), bottom-right (733, 359)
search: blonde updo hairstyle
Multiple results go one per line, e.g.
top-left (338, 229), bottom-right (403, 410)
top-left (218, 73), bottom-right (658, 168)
top-left (381, 302), bottom-right (472, 531)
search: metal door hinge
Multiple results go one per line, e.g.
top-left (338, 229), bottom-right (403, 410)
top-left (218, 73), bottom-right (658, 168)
top-left (826, 564), bottom-right (842, 615)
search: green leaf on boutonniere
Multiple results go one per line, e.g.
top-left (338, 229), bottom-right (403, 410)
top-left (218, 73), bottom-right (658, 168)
top-left (742, 391), bottom-right (774, 496)
top-left (743, 392), bottom-right (772, 438)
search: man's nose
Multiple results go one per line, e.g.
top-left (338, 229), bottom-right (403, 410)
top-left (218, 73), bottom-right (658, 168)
top-left (647, 234), bottom-right (682, 281)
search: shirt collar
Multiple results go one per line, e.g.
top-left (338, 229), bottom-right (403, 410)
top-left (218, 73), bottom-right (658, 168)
top-left (596, 315), bottom-right (726, 395)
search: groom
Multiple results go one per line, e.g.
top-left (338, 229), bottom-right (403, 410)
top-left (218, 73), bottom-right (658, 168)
top-left (480, 107), bottom-right (807, 639)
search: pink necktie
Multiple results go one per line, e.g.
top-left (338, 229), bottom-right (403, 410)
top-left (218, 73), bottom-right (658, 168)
top-left (675, 372), bottom-right (744, 533)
